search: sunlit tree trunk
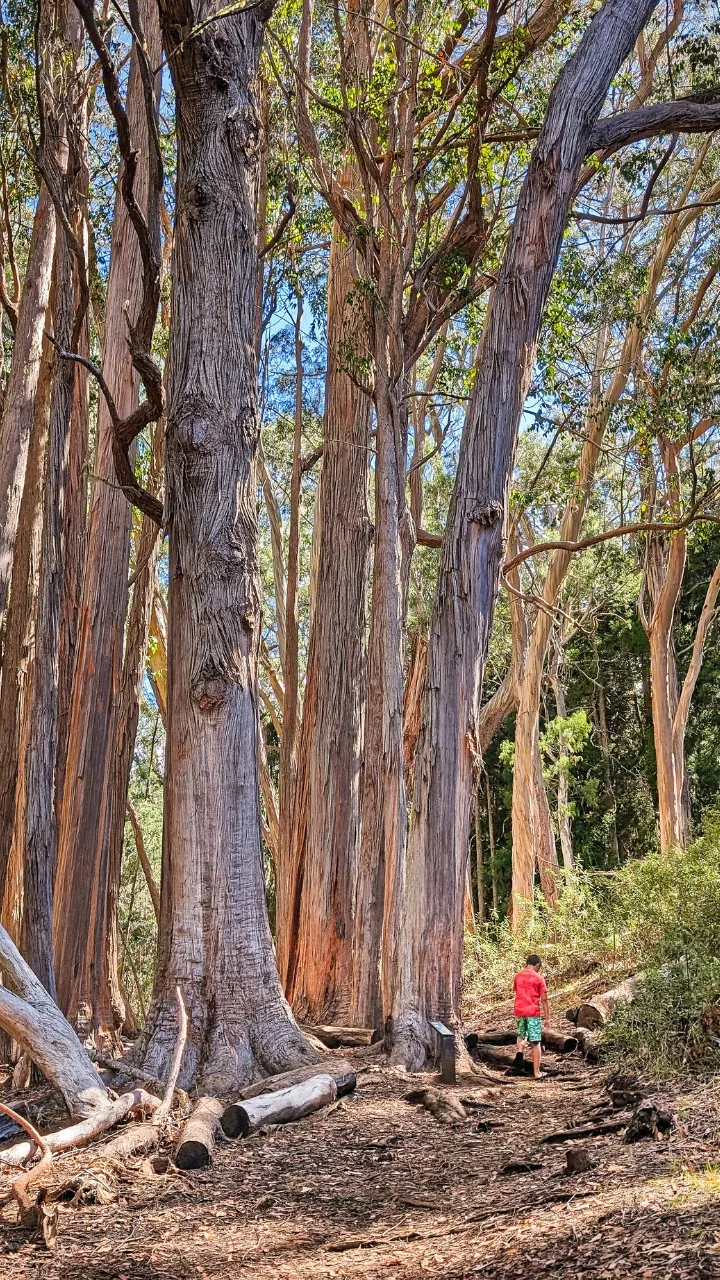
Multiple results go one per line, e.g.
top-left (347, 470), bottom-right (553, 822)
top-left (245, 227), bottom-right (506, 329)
top-left (137, 0), bottom-right (314, 1090)
top-left (53, 5), bottom-right (161, 1041)
top-left (0, 327), bottom-right (52, 905)
top-left (284, 192), bottom-right (372, 1020)
top-left (0, 186), bottom-right (56, 636)
top-left (389, 0), bottom-right (658, 1067)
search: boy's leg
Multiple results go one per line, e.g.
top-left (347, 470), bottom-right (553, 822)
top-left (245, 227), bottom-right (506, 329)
top-left (531, 1041), bottom-right (542, 1077)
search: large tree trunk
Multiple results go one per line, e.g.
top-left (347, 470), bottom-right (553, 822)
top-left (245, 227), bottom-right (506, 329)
top-left (0, 329), bottom-right (52, 905)
top-left (137, 0), bottom-right (314, 1092)
top-left (284, 198), bottom-right (372, 1019)
top-left (22, 9), bottom-right (87, 993)
top-left (389, 0), bottom-right (659, 1068)
top-left (0, 185), bottom-right (56, 636)
top-left (52, 5), bottom-right (162, 1042)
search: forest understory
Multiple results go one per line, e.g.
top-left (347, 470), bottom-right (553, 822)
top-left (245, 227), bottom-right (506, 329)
top-left (2, 981), bottom-right (719, 1280)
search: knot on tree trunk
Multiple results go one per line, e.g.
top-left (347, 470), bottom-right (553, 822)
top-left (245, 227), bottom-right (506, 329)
top-left (191, 672), bottom-right (230, 713)
top-left (469, 500), bottom-right (503, 527)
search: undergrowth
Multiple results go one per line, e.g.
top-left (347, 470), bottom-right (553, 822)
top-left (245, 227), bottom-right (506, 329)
top-left (464, 811), bottom-right (720, 1075)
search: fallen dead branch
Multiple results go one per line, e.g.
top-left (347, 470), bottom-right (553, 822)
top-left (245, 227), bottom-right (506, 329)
top-left (0, 1101), bottom-right (57, 1247)
top-left (153, 987), bottom-right (187, 1130)
top-left (0, 1087), bottom-right (160, 1168)
top-left (541, 1115), bottom-right (630, 1143)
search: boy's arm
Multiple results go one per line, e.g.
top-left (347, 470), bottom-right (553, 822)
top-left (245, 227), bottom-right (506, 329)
top-left (541, 991), bottom-right (550, 1023)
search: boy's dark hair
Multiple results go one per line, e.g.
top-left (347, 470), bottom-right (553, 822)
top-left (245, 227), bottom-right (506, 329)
top-left (526, 954), bottom-right (542, 968)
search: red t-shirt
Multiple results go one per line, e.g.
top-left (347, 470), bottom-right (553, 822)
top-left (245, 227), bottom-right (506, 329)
top-left (513, 968), bottom-right (547, 1017)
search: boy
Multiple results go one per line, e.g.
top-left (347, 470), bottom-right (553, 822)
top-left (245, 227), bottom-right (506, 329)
top-left (513, 954), bottom-right (550, 1079)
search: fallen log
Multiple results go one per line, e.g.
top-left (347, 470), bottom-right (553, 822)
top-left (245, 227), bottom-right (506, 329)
top-left (174, 1097), bottom-right (225, 1169)
top-left (0, 924), bottom-right (107, 1118)
top-left (239, 1059), bottom-right (356, 1101)
top-left (103, 1122), bottom-right (159, 1161)
top-left (221, 1074), bottom-right (337, 1139)
top-left (471, 1044), bottom-right (559, 1076)
top-left (299, 1024), bottom-right (374, 1049)
top-left (568, 975), bottom-right (639, 1031)
top-left (574, 1027), bottom-right (601, 1061)
top-left (465, 1029), bottom-right (577, 1054)
top-left (541, 1116), bottom-right (630, 1143)
top-left (0, 1088), bottom-right (160, 1168)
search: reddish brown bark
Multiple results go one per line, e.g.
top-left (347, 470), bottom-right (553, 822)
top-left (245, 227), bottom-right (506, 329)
top-left (0, 185), bottom-right (56, 635)
top-left (53, 6), bottom-right (162, 1040)
top-left (283, 208), bottom-right (372, 1019)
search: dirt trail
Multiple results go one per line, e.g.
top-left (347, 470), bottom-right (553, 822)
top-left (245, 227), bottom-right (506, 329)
top-left (2, 1023), bottom-right (720, 1279)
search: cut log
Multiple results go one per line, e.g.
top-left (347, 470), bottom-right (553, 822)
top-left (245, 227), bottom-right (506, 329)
top-left (221, 1074), bottom-right (337, 1139)
top-left (465, 1029), bottom-right (577, 1054)
top-left (574, 1028), bottom-right (601, 1061)
top-left (572, 976), bottom-right (639, 1030)
top-left (0, 1088), bottom-right (160, 1167)
top-left (174, 1097), bottom-right (225, 1169)
top-left (299, 1024), bottom-right (374, 1049)
top-left (238, 1059), bottom-right (356, 1101)
top-left (541, 1116), bottom-right (630, 1144)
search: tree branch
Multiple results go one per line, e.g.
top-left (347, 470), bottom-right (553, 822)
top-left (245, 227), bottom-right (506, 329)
top-left (588, 93), bottom-right (720, 156)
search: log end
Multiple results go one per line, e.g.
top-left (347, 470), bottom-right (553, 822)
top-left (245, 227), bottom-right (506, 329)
top-left (220, 1102), bottom-right (250, 1140)
top-left (174, 1139), bottom-right (212, 1170)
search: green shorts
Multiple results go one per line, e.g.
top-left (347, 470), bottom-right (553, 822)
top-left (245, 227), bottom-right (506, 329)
top-left (516, 1016), bottom-right (542, 1044)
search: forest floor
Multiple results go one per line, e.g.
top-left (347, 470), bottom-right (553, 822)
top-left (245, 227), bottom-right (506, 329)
top-left (2, 984), bottom-right (720, 1279)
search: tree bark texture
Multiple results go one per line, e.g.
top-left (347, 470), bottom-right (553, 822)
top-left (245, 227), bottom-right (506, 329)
top-left (0, 184), bottom-right (56, 636)
top-left (106, 427), bottom-right (163, 1032)
top-left (53, 3), bottom-right (162, 1041)
top-left (284, 206), bottom-right (372, 1019)
top-left (138, 0), bottom-right (315, 1092)
top-left (0, 329), bottom-right (52, 905)
top-left (389, 0), bottom-right (659, 1068)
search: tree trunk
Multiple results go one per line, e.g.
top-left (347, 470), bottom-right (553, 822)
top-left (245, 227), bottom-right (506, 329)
top-left (22, 231), bottom-right (76, 997)
top-left (0, 327), bottom-right (52, 905)
top-left (106, 429), bottom-right (163, 1033)
top-left (137, 0), bottom-right (314, 1092)
top-left (52, 4), bottom-right (162, 1042)
top-left (284, 203), bottom-right (372, 1019)
top-left (389, 0), bottom-right (659, 1068)
top-left (277, 287), bottom-right (304, 918)
top-left (550, 668), bottom-right (575, 872)
top-left (0, 185), bottom-right (56, 636)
